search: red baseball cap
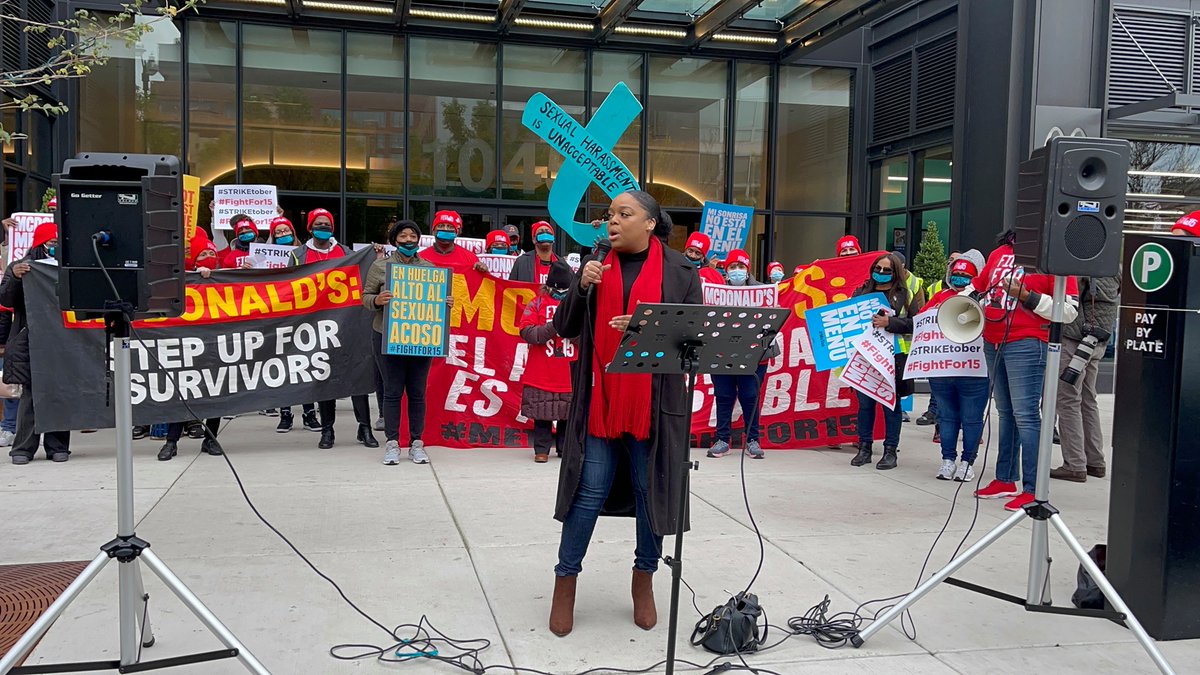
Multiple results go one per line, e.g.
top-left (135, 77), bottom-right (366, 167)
top-left (486, 230), bottom-right (509, 250)
top-left (836, 235), bottom-right (861, 255)
top-left (685, 232), bottom-right (712, 256)
top-left (433, 210), bottom-right (463, 233)
top-left (1172, 211), bottom-right (1200, 236)
top-left (725, 249), bottom-right (751, 268)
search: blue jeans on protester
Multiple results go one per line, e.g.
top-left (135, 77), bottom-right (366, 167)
top-left (556, 434), bottom-right (662, 577)
top-left (856, 391), bottom-right (902, 447)
top-left (712, 364), bottom-right (768, 444)
top-left (928, 376), bottom-right (989, 463)
top-left (0, 356), bottom-right (15, 433)
top-left (985, 339), bottom-right (1047, 494)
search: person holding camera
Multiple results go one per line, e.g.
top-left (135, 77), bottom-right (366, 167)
top-left (1051, 275), bottom-right (1119, 483)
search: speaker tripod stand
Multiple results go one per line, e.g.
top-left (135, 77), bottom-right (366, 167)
top-left (851, 277), bottom-right (1176, 675)
top-left (0, 314), bottom-right (268, 675)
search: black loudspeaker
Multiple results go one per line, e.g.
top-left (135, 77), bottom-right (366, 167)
top-left (53, 153), bottom-right (185, 319)
top-left (1013, 136), bottom-right (1130, 276)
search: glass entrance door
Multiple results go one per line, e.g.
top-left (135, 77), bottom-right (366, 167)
top-left (435, 204), bottom-right (497, 241)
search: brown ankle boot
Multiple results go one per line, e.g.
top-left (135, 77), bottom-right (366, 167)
top-left (549, 575), bottom-right (576, 637)
top-left (631, 570), bottom-right (657, 630)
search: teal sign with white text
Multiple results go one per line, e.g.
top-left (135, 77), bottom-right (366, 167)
top-left (522, 82), bottom-right (642, 246)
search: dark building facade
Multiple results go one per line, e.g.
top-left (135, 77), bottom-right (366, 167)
top-left (1, 0), bottom-right (1196, 269)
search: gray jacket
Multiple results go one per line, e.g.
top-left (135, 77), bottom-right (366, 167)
top-left (1064, 275), bottom-right (1120, 344)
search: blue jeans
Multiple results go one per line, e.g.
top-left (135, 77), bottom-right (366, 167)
top-left (928, 376), bottom-right (989, 463)
top-left (856, 391), bottom-right (902, 447)
top-left (556, 434), bottom-right (662, 577)
top-left (712, 364), bottom-right (768, 444)
top-left (0, 357), bottom-right (15, 433)
top-left (985, 339), bottom-right (1047, 493)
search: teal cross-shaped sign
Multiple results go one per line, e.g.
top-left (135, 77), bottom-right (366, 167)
top-left (521, 82), bottom-right (643, 247)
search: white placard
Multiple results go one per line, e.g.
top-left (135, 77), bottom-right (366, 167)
top-left (6, 212), bottom-right (51, 266)
top-left (213, 185), bottom-right (278, 230)
top-left (478, 254), bottom-right (516, 278)
top-left (903, 309), bottom-right (987, 379)
top-left (248, 243), bottom-right (294, 269)
top-left (702, 283), bottom-right (778, 308)
top-left (566, 252), bottom-right (581, 272)
top-left (839, 327), bottom-right (897, 408)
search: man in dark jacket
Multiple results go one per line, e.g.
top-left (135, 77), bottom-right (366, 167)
top-left (1, 222), bottom-right (71, 464)
top-left (509, 220), bottom-right (559, 284)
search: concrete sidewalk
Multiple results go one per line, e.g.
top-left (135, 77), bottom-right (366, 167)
top-left (1, 394), bottom-right (1195, 674)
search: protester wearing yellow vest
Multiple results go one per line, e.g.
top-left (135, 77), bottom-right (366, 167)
top-left (849, 252), bottom-right (926, 470)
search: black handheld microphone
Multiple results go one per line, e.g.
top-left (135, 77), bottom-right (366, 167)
top-left (587, 238), bottom-right (612, 299)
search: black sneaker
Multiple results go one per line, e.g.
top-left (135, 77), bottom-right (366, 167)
top-left (185, 421), bottom-right (206, 439)
top-left (318, 428), bottom-right (335, 449)
top-left (302, 411), bottom-right (322, 432)
top-left (916, 411), bottom-right (936, 426)
top-left (132, 425), bottom-right (150, 440)
top-left (276, 411), bottom-right (293, 434)
top-left (201, 438), bottom-right (224, 456)
top-left (157, 441), bottom-right (178, 461)
top-left (259, 408), bottom-right (279, 417)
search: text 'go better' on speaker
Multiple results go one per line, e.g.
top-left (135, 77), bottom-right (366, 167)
top-left (53, 153), bottom-right (185, 319)
top-left (1013, 136), bottom-right (1130, 277)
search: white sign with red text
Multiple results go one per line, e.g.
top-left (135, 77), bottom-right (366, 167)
top-left (248, 243), bottom-right (294, 269)
top-left (903, 309), bottom-right (987, 379)
top-left (702, 283), bottom-right (778, 308)
top-left (6, 212), bottom-right (51, 266)
top-left (479, 254), bottom-right (516, 278)
top-left (839, 326), bottom-right (897, 408)
top-left (213, 185), bottom-right (278, 230)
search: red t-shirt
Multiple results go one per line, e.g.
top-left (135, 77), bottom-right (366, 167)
top-left (217, 246), bottom-right (250, 269)
top-left (699, 267), bottom-right (724, 285)
top-left (420, 244), bottom-right (479, 273)
top-left (534, 254), bottom-right (558, 285)
top-left (921, 288), bottom-right (958, 313)
top-left (518, 295), bottom-right (575, 393)
top-left (971, 244), bottom-right (1078, 344)
top-left (298, 243), bottom-right (346, 263)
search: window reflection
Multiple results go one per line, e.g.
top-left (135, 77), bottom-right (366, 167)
top-left (647, 56), bottom-right (727, 207)
top-left (1125, 141), bottom-right (1200, 232)
top-left (734, 63), bottom-right (770, 208)
top-left (873, 156), bottom-right (909, 211)
top-left (501, 45), bottom-right (585, 201)
top-left (776, 66), bottom-right (851, 212)
top-left (916, 145), bottom-right (952, 204)
top-left (590, 52), bottom-right (643, 206)
top-left (775, 215), bottom-right (850, 271)
top-left (188, 21), bottom-right (236, 188)
top-left (348, 35), bottom-right (405, 196)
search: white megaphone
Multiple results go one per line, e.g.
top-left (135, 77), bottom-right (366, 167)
top-left (936, 293), bottom-right (985, 344)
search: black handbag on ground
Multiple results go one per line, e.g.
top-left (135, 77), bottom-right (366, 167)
top-left (690, 591), bottom-right (768, 655)
top-left (1071, 543), bottom-right (1108, 610)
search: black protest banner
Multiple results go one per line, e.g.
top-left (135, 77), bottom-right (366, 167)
top-left (24, 249), bottom-right (378, 431)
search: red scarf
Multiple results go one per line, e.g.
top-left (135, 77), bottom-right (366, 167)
top-left (589, 237), bottom-right (663, 440)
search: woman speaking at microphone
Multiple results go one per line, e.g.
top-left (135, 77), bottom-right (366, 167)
top-left (548, 190), bottom-right (701, 637)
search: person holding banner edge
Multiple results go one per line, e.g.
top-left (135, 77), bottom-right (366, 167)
top-left (548, 189), bottom-right (702, 637)
top-left (850, 252), bottom-right (925, 471)
top-left (518, 260), bottom-right (576, 463)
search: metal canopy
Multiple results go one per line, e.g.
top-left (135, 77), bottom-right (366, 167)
top-left (192, 0), bottom-right (896, 57)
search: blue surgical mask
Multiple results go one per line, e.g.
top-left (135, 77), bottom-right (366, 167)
top-left (727, 270), bottom-right (748, 286)
top-left (872, 272), bottom-right (894, 284)
top-left (549, 289), bottom-right (568, 301)
top-left (275, 235), bottom-right (294, 246)
top-left (949, 274), bottom-right (972, 290)
top-left (688, 256), bottom-right (703, 268)
top-left (435, 230), bottom-right (457, 243)
top-left (397, 243), bottom-right (419, 257)
top-left (312, 229), bottom-right (333, 241)
top-left (769, 271), bottom-right (784, 283)
top-left (490, 246), bottom-right (509, 254)
top-left (46, 246), bottom-right (56, 257)
top-left (536, 233), bottom-right (554, 244)
top-left (238, 232), bottom-right (256, 243)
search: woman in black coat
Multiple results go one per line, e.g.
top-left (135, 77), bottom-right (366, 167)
top-left (547, 190), bottom-right (702, 637)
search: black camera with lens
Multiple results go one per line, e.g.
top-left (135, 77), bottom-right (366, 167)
top-left (1060, 326), bottom-right (1111, 386)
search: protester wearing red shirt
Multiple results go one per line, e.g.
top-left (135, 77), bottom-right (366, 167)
top-left (518, 261), bottom-right (576, 463)
top-left (420, 210), bottom-right (488, 274)
top-left (510, 221), bottom-right (560, 284)
top-left (970, 230), bottom-right (1079, 511)
top-left (217, 214), bottom-right (259, 269)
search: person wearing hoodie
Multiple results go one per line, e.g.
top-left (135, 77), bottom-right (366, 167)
top-left (510, 221), bottom-right (560, 284)
top-left (363, 219), bottom-right (440, 466)
top-left (287, 208), bottom-right (378, 450)
top-left (706, 249), bottom-right (780, 460)
top-left (920, 249), bottom-right (988, 482)
top-left (217, 214), bottom-right (259, 269)
top-left (2, 222), bottom-right (71, 464)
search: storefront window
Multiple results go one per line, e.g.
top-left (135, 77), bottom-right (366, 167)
top-left (647, 56), bottom-right (727, 207)
top-left (241, 26), bottom-right (342, 193)
top-left (501, 45), bottom-right (585, 202)
top-left (873, 156), bottom-right (908, 211)
top-left (734, 63), bottom-right (770, 209)
top-left (916, 207), bottom-right (950, 258)
top-left (346, 197), bottom-right (402, 244)
top-left (408, 38), bottom-right (498, 199)
top-left (776, 66), bottom-right (851, 212)
top-left (873, 212), bottom-right (908, 256)
top-left (347, 34), bottom-right (405, 196)
top-left (774, 215), bottom-right (849, 271)
top-left (590, 52), bottom-right (643, 205)
top-left (916, 145), bottom-right (951, 204)
top-left (78, 16), bottom-right (182, 158)
top-left (188, 21), bottom-right (236, 188)
top-left (1124, 140), bottom-right (1200, 232)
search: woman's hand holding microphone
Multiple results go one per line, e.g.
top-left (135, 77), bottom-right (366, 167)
top-left (579, 260), bottom-right (631, 332)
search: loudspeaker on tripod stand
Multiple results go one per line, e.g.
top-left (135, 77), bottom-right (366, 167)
top-left (1013, 136), bottom-right (1130, 277)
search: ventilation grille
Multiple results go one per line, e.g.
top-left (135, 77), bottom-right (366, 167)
top-left (1109, 8), bottom-right (1187, 106)
top-left (871, 53), bottom-right (912, 143)
top-left (915, 36), bottom-right (956, 131)
top-left (25, 0), bottom-right (53, 70)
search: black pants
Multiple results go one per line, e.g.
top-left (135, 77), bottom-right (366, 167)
top-left (280, 403), bottom-right (315, 417)
top-left (166, 418), bottom-right (220, 442)
top-left (531, 419), bottom-right (566, 457)
top-left (318, 395), bottom-right (371, 431)
top-left (372, 330), bottom-right (433, 443)
top-left (11, 384), bottom-right (70, 459)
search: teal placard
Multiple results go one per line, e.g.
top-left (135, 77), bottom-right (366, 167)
top-left (521, 82), bottom-right (643, 247)
top-left (384, 264), bottom-right (451, 357)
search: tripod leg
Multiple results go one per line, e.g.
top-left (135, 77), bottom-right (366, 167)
top-left (1048, 514), bottom-right (1176, 675)
top-left (131, 561), bottom-right (155, 648)
top-left (0, 553), bottom-right (111, 674)
top-left (138, 549), bottom-right (271, 675)
top-left (119, 557), bottom-right (143, 665)
top-left (855, 508), bottom-right (1027, 646)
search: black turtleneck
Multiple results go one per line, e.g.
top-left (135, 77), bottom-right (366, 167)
top-left (618, 246), bottom-right (650, 308)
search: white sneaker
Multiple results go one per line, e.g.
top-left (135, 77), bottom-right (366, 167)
top-left (374, 416), bottom-right (385, 431)
top-left (382, 440), bottom-right (401, 466)
top-left (953, 462), bottom-right (975, 482)
top-left (936, 459), bottom-right (956, 481)
top-left (409, 440), bottom-right (429, 464)
top-left (0, 430), bottom-right (13, 447)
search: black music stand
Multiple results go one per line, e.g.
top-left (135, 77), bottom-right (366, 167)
top-left (607, 302), bottom-right (791, 675)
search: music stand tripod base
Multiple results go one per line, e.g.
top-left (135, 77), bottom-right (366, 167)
top-left (609, 303), bottom-right (791, 675)
top-left (849, 277), bottom-right (1176, 675)
top-left (0, 315), bottom-right (269, 675)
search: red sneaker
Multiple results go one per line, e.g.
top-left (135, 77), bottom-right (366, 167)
top-left (1005, 492), bottom-right (1036, 512)
top-left (975, 480), bottom-right (1020, 499)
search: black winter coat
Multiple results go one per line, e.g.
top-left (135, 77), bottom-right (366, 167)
top-left (0, 256), bottom-right (34, 385)
top-left (552, 243), bottom-right (702, 536)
